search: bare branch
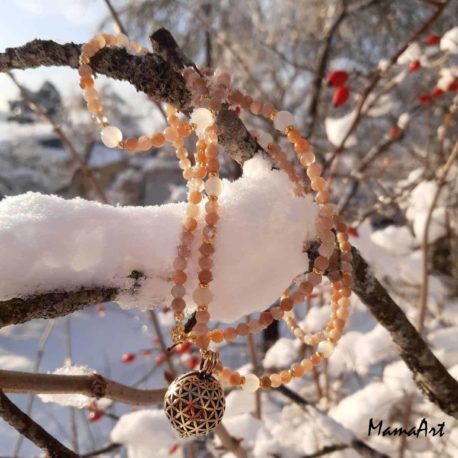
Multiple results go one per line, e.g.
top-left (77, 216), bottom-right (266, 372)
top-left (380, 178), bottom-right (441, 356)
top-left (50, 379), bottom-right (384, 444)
top-left (0, 390), bottom-right (79, 458)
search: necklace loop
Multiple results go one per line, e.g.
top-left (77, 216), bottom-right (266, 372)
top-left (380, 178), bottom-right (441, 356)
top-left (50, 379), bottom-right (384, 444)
top-left (199, 349), bottom-right (219, 375)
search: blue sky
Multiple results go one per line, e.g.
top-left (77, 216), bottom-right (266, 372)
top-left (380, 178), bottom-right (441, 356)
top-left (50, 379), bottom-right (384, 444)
top-left (0, 0), bottom-right (115, 110)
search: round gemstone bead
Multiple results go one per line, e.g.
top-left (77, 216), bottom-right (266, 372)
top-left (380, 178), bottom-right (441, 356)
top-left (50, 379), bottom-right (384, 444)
top-left (205, 176), bottom-right (223, 196)
top-left (317, 340), bottom-right (335, 358)
top-left (273, 110), bottom-right (294, 132)
top-left (192, 287), bottom-right (214, 305)
top-left (257, 131), bottom-right (273, 149)
top-left (242, 374), bottom-right (260, 392)
top-left (101, 126), bottom-right (123, 148)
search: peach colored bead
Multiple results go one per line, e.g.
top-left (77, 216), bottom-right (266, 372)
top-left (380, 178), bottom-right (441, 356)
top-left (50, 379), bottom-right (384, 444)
top-left (193, 323), bottom-right (208, 336)
top-left (205, 143), bottom-right (218, 159)
top-left (189, 191), bottom-right (202, 204)
top-left (171, 298), bottom-right (185, 312)
top-left (342, 275), bottom-right (352, 287)
top-left (338, 297), bottom-right (350, 308)
top-left (192, 286), bottom-right (214, 305)
top-left (177, 122), bottom-right (192, 137)
top-left (186, 203), bottom-right (199, 218)
top-left (184, 217), bottom-right (197, 231)
top-left (138, 136), bottom-right (152, 151)
top-left (207, 158), bottom-right (220, 173)
top-left (150, 133), bottom-right (165, 147)
top-left (223, 327), bottom-right (237, 341)
top-left (307, 163), bottom-right (322, 178)
top-left (205, 200), bottom-right (219, 213)
top-left (220, 367), bottom-right (232, 379)
top-left (83, 88), bottom-right (98, 101)
top-left (173, 270), bottom-right (187, 285)
top-left (203, 226), bottom-right (216, 241)
top-left (307, 271), bottom-right (322, 286)
top-left (181, 230), bottom-right (193, 244)
top-left (260, 375), bottom-right (272, 389)
top-left (329, 329), bottom-right (342, 341)
top-left (229, 372), bottom-right (242, 386)
top-left (311, 177), bottom-right (327, 192)
top-left (310, 353), bottom-right (323, 365)
top-left (171, 285), bottom-right (185, 298)
top-left (196, 310), bottom-right (210, 323)
top-left (261, 102), bottom-right (275, 118)
top-left (248, 319), bottom-right (263, 333)
top-left (199, 243), bottom-right (214, 256)
top-left (342, 252), bottom-right (353, 262)
top-left (314, 256), bottom-right (329, 272)
top-left (194, 166), bottom-right (207, 179)
top-left (270, 373), bottom-right (282, 388)
top-left (294, 138), bottom-right (309, 154)
top-left (173, 137), bottom-right (184, 149)
top-left (205, 212), bottom-right (219, 226)
top-left (292, 363), bottom-right (305, 378)
top-left (287, 129), bottom-right (301, 143)
top-left (271, 306), bottom-right (284, 320)
top-left (163, 126), bottom-right (178, 142)
top-left (80, 76), bottom-right (94, 89)
top-left (87, 100), bottom-right (103, 113)
top-left (236, 323), bottom-right (249, 336)
top-left (280, 371), bottom-right (292, 383)
top-left (78, 64), bottom-right (92, 76)
top-left (301, 359), bottom-right (313, 372)
top-left (198, 269), bottom-right (213, 284)
top-left (299, 151), bottom-right (315, 166)
top-left (176, 147), bottom-right (188, 159)
top-left (340, 287), bottom-right (352, 297)
top-left (177, 245), bottom-right (191, 258)
top-left (199, 256), bottom-right (214, 269)
top-left (195, 334), bottom-right (210, 349)
top-left (299, 281), bottom-right (313, 295)
top-left (260, 311), bottom-right (273, 326)
top-left (250, 100), bottom-right (262, 115)
top-left (125, 137), bottom-right (139, 153)
top-left (183, 168), bottom-right (193, 180)
top-left (211, 329), bottom-right (224, 343)
top-left (173, 257), bottom-right (187, 270)
top-left (280, 297), bottom-right (294, 311)
top-left (337, 308), bottom-right (349, 319)
top-left (316, 191), bottom-right (330, 204)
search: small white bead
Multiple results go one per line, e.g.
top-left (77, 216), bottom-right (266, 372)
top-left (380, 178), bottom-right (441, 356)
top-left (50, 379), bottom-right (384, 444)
top-left (188, 178), bottom-right (204, 192)
top-left (101, 126), bottom-right (123, 148)
top-left (192, 287), bottom-right (214, 305)
top-left (190, 108), bottom-right (214, 136)
top-left (205, 176), bottom-right (223, 196)
top-left (242, 374), bottom-right (260, 392)
top-left (257, 132), bottom-right (273, 149)
top-left (273, 110), bottom-right (294, 132)
top-left (317, 340), bottom-right (335, 358)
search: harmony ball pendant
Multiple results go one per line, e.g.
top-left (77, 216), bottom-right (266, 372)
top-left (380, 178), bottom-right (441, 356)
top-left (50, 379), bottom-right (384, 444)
top-left (164, 350), bottom-right (225, 438)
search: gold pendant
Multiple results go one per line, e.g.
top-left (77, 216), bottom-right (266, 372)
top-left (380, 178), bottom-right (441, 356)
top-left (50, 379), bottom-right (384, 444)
top-left (164, 350), bottom-right (225, 438)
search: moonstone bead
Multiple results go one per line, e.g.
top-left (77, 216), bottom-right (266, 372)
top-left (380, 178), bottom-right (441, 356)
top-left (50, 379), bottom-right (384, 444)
top-left (273, 110), bottom-right (294, 131)
top-left (101, 126), bottom-right (123, 148)
top-left (192, 287), bottom-right (214, 305)
top-left (205, 176), bottom-right (223, 196)
top-left (190, 108), bottom-right (214, 135)
top-left (257, 132), bottom-right (273, 149)
top-left (242, 374), bottom-right (260, 392)
top-left (317, 340), bottom-right (335, 358)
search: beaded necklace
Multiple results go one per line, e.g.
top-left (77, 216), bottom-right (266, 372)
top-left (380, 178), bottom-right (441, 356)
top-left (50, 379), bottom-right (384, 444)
top-left (79, 33), bottom-right (353, 439)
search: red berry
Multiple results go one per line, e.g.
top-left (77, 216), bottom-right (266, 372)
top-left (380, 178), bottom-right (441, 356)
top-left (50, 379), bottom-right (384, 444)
top-left (235, 106), bottom-right (241, 116)
top-left (88, 411), bottom-right (104, 422)
top-left (121, 353), bottom-right (136, 363)
top-left (431, 87), bottom-right (444, 98)
top-left (142, 349), bottom-right (152, 357)
top-left (418, 93), bottom-right (432, 105)
top-left (186, 356), bottom-right (199, 370)
top-left (425, 34), bottom-right (440, 45)
top-left (408, 60), bottom-right (421, 73)
top-left (448, 80), bottom-right (458, 92)
top-left (327, 70), bottom-right (349, 87)
top-left (162, 306), bottom-right (171, 313)
top-left (390, 127), bottom-right (401, 139)
top-left (155, 354), bottom-right (166, 365)
top-left (347, 227), bottom-right (359, 238)
top-left (175, 342), bottom-right (192, 354)
top-left (169, 443), bottom-right (180, 454)
top-left (308, 293), bottom-right (318, 299)
top-left (332, 86), bottom-right (350, 107)
top-left (95, 304), bottom-right (105, 316)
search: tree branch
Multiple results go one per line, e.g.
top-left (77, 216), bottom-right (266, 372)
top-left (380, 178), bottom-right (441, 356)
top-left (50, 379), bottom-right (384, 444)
top-left (0, 390), bottom-right (79, 458)
top-left (0, 370), bottom-right (165, 405)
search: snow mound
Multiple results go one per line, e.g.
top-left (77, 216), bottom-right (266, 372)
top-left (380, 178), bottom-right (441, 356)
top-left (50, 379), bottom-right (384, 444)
top-left (0, 156), bottom-right (318, 322)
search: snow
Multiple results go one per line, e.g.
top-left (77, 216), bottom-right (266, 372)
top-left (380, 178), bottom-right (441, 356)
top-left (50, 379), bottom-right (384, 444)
top-left (224, 389), bottom-right (256, 417)
top-left (111, 409), bottom-right (183, 458)
top-left (383, 360), bottom-right (417, 394)
top-left (38, 364), bottom-right (96, 408)
top-left (0, 351), bottom-right (32, 371)
top-left (397, 42), bottom-right (421, 64)
top-left (441, 27), bottom-right (458, 54)
top-left (0, 156), bottom-right (318, 322)
top-left (325, 111), bottom-right (357, 147)
top-left (330, 382), bottom-right (403, 435)
top-left (262, 337), bottom-right (299, 369)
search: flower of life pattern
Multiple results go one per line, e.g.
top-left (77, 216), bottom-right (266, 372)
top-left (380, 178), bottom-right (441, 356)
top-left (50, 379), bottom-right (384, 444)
top-left (164, 371), bottom-right (225, 438)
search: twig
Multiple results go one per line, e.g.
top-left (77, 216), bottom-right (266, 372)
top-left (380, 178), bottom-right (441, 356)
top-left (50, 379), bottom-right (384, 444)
top-left (0, 370), bottom-right (165, 405)
top-left (301, 444), bottom-right (348, 458)
top-left (102, 0), bottom-right (127, 35)
top-left (149, 310), bottom-right (176, 375)
top-left (81, 442), bottom-right (122, 458)
top-left (417, 139), bottom-right (458, 332)
top-left (0, 390), bottom-right (79, 458)
top-left (246, 316), bottom-right (262, 419)
top-left (324, 0), bottom-right (449, 171)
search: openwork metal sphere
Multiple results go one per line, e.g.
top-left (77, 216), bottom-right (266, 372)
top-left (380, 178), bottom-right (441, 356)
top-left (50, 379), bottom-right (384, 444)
top-left (164, 371), bottom-right (225, 438)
